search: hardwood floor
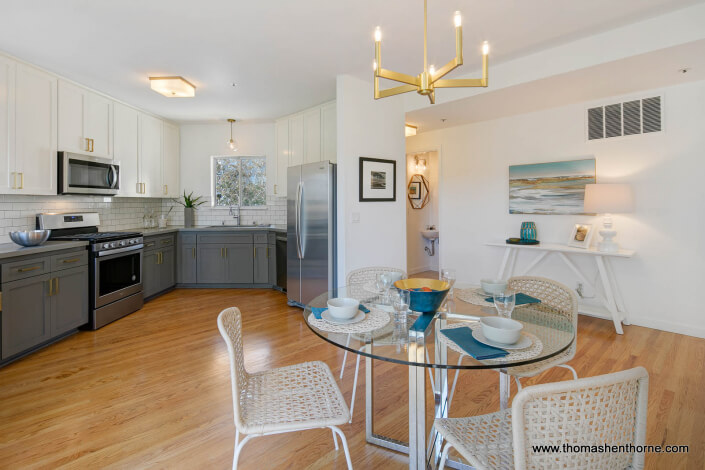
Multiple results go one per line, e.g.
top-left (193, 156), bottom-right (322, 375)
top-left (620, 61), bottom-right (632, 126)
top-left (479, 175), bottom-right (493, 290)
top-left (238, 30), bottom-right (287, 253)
top-left (0, 288), bottom-right (703, 469)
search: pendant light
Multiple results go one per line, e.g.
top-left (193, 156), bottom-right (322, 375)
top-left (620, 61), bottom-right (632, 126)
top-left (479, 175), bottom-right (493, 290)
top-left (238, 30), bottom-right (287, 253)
top-left (227, 119), bottom-right (239, 151)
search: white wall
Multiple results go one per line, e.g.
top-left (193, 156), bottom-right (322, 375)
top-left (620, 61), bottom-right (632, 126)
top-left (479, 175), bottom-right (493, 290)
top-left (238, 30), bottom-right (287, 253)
top-left (407, 80), bottom-right (705, 338)
top-left (336, 75), bottom-right (407, 284)
top-left (180, 121), bottom-right (276, 200)
top-left (406, 151), bottom-right (439, 274)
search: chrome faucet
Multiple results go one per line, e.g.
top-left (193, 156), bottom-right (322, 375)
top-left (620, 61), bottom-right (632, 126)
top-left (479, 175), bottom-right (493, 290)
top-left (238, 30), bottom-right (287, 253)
top-left (228, 205), bottom-right (241, 226)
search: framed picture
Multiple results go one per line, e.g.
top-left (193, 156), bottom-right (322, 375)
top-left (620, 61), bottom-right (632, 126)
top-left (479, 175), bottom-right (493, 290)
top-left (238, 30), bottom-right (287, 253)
top-left (568, 223), bottom-right (594, 249)
top-left (509, 158), bottom-right (596, 215)
top-left (359, 157), bottom-right (396, 202)
top-left (408, 181), bottom-right (421, 200)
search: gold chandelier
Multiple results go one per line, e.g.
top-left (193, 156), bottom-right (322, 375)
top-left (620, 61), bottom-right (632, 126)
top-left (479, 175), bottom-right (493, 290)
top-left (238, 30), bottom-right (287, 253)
top-left (373, 0), bottom-right (489, 104)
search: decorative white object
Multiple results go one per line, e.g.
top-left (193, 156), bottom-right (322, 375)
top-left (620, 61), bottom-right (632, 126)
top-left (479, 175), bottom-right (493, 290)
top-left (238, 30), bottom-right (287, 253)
top-left (480, 316), bottom-right (523, 344)
top-left (217, 308), bottom-right (353, 470)
top-left (583, 183), bottom-right (634, 253)
top-left (486, 242), bottom-right (634, 334)
top-left (327, 297), bottom-right (360, 320)
top-left (436, 367), bottom-right (649, 470)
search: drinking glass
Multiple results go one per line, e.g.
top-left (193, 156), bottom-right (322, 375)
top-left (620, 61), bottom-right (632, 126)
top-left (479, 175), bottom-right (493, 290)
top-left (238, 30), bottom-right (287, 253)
top-left (392, 289), bottom-right (411, 322)
top-left (493, 290), bottom-right (516, 318)
top-left (441, 268), bottom-right (457, 299)
top-left (380, 273), bottom-right (393, 304)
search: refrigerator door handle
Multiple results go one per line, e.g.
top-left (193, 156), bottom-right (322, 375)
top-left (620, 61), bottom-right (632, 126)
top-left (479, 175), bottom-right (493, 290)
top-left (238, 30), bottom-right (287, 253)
top-left (299, 182), bottom-right (305, 258)
top-left (295, 181), bottom-right (303, 259)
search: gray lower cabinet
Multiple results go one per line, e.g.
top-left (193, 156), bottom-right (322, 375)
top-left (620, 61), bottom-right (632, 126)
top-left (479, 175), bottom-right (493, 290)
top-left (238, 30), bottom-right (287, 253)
top-left (197, 246), bottom-right (228, 283)
top-left (225, 244), bottom-right (254, 283)
top-left (143, 234), bottom-right (176, 299)
top-left (50, 265), bottom-right (89, 337)
top-left (1, 274), bottom-right (52, 359)
top-left (143, 250), bottom-right (160, 298)
top-left (268, 243), bottom-right (276, 285)
top-left (178, 244), bottom-right (198, 284)
top-left (1, 249), bottom-right (89, 361)
top-left (253, 244), bottom-right (268, 284)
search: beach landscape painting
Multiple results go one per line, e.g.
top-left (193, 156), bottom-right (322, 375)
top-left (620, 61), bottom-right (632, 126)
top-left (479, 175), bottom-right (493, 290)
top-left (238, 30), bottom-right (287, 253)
top-left (509, 158), bottom-right (596, 214)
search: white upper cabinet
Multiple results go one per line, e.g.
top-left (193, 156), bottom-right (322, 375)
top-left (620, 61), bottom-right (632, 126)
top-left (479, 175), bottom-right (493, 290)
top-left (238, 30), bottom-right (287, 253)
top-left (303, 108), bottom-right (321, 164)
top-left (274, 101), bottom-right (336, 191)
top-left (162, 121), bottom-right (180, 198)
top-left (321, 102), bottom-right (336, 163)
top-left (58, 80), bottom-right (113, 159)
top-left (275, 118), bottom-right (289, 197)
top-left (0, 60), bottom-right (58, 196)
top-left (14, 64), bottom-right (57, 195)
top-left (138, 112), bottom-right (162, 198)
top-left (114, 102), bottom-right (140, 197)
top-left (289, 114), bottom-right (304, 167)
top-left (0, 56), bottom-right (13, 193)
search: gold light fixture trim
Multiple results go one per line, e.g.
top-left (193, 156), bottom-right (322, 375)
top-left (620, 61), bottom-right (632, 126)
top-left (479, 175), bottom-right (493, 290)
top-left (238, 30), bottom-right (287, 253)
top-left (405, 124), bottom-right (418, 137)
top-left (149, 76), bottom-right (196, 98)
top-left (373, 0), bottom-right (489, 104)
top-left (227, 119), bottom-right (239, 152)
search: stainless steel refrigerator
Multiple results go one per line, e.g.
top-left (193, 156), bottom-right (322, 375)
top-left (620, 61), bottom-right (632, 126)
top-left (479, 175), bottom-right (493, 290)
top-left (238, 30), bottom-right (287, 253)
top-left (287, 162), bottom-right (337, 307)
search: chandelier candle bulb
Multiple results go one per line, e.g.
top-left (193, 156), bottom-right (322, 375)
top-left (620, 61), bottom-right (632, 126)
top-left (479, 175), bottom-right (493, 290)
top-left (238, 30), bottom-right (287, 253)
top-left (374, 26), bottom-right (381, 43)
top-left (483, 41), bottom-right (490, 55)
top-left (454, 11), bottom-right (462, 28)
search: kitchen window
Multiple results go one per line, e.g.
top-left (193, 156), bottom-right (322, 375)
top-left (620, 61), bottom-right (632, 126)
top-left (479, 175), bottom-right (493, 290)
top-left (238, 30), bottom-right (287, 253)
top-left (212, 156), bottom-right (266, 207)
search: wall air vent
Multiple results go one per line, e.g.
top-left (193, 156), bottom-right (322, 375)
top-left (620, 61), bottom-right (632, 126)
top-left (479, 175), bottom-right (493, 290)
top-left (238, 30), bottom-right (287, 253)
top-left (587, 96), bottom-right (662, 140)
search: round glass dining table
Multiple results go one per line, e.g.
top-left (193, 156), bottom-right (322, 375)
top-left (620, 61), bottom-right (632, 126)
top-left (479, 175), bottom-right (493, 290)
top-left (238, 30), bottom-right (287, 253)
top-left (303, 283), bottom-right (575, 470)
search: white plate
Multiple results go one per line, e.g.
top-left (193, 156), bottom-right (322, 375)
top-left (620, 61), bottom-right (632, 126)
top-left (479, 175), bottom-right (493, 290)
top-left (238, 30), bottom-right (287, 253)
top-left (471, 328), bottom-right (532, 350)
top-left (322, 309), bottom-right (366, 325)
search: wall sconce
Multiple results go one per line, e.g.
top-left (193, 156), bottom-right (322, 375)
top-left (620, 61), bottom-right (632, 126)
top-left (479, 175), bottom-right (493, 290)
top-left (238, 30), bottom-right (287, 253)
top-left (405, 124), bottom-right (418, 137)
top-left (414, 155), bottom-right (427, 172)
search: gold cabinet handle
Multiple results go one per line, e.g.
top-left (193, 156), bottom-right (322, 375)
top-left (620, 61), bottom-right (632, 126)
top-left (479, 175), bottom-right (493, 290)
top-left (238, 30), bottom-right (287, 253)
top-left (266, 246), bottom-right (270, 258)
top-left (142, 183), bottom-right (146, 194)
top-left (19, 172), bottom-right (23, 189)
top-left (220, 247), bottom-right (224, 258)
top-left (85, 137), bottom-right (91, 152)
top-left (161, 239), bottom-right (171, 245)
top-left (163, 185), bottom-right (168, 195)
top-left (192, 247), bottom-right (196, 258)
top-left (90, 138), bottom-right (95, 153)
top-left (18, 265), bottom-right (40, 273)
top-left (254, 246), bottom-right (256, 258)
top-left (224, 247), bottom-right (228, 257)
top-left (48, 278), bottom-right (53, 296)
top-left (62, 258), bottom-right (81, 264)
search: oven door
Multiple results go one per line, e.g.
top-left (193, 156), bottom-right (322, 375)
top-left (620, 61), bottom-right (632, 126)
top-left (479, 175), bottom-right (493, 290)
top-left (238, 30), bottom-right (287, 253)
top-left (94, 247), bottom-right (143, 308)
top-left (59, 152), bottom-right (119, 195)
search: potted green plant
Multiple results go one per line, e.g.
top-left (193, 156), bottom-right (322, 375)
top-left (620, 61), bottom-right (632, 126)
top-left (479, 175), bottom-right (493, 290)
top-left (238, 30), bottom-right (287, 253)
top-left (174, 191), bottom-right (206, 228)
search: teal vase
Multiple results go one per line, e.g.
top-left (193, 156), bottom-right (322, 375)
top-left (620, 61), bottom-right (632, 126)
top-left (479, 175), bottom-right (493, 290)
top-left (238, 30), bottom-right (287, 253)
top-left (520, 222), bottom-right (537, 241)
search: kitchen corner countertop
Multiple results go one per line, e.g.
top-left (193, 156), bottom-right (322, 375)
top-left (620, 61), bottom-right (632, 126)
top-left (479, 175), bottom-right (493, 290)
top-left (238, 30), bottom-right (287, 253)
top-left (129, 225), bottom-right (287, 236)
top-left (0, 240), bottom-right (89, 260)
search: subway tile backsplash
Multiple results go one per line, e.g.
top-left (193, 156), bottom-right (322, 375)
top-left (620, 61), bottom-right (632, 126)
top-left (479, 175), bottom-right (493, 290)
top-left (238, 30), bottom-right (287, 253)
top-left (0, 194), bottom-right (287, 243)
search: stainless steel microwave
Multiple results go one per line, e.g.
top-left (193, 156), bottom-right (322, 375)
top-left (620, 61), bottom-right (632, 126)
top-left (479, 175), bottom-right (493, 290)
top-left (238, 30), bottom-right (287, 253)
top-left (58, 152), bottom-right (119, 195)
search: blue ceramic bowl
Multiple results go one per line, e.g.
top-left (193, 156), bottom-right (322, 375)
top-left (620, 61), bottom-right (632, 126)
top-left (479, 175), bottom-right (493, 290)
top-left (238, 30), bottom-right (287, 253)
top-left (394, 278), bottom-right (450, 313)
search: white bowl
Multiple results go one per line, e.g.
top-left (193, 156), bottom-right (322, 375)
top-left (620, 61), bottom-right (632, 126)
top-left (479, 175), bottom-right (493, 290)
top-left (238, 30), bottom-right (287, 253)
top-left (480, 278), bottom-right (508, 296)
top-left (480, 316), bottom-right (523, 345)
top-left (327, 297), bottom-right (360, 320)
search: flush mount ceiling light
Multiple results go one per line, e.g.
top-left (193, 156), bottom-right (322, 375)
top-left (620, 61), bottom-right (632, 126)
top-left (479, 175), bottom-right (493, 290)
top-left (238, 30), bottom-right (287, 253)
top-left (149, 76), bottom-right (196, 98)
top-left (405, 124), bottom-right (418, 137)
top-left (373, 0), bottom-right (489, 104)
top-left (227, 119), bottom-right (239, 151)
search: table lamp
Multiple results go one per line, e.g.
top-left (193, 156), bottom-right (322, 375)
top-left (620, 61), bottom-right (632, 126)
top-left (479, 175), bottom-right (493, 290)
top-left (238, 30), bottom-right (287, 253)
top-left (583, 184), bottom-right (634, 253)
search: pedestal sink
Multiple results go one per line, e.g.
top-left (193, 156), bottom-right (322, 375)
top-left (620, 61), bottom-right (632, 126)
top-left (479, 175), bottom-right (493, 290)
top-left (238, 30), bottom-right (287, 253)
top-left (421, 230), bottom-right (439, 256)
top-left (421, 230), bottom-right (439, 241)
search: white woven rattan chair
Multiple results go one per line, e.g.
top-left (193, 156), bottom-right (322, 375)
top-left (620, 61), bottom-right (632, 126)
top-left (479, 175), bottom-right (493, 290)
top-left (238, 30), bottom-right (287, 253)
top-left (217, 307), bottom-right (353, 470)
top-left (340, 266), bottom-right (408, 420)
top-left (437, 366), bottom-right (649, 470)
top-left (449, 276), bottom-right (579, 408)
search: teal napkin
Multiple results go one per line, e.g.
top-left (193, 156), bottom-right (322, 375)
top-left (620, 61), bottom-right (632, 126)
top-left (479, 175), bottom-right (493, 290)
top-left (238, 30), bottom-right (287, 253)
top-left (311, 304), bottom-right (370, 320)
top-left (485, 292), bottom-right (541, 306)
top-left (440, 327), bottom-right (508, 360)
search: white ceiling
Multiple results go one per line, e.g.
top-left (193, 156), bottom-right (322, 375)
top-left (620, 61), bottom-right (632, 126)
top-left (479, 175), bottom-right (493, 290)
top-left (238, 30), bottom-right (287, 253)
top-left (0, 0), bottom-right (701, 123)
top-left (406, 40), bottom-right (705, 132)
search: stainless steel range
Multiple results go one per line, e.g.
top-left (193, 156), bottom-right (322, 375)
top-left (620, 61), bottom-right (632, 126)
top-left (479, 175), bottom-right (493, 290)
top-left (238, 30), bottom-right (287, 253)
top-left (37, 212), bottom-right (144, 329)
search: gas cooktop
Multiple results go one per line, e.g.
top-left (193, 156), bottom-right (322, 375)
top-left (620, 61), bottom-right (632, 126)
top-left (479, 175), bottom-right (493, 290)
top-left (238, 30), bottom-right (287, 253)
top-left (50, 232), bottom-right (142, 243)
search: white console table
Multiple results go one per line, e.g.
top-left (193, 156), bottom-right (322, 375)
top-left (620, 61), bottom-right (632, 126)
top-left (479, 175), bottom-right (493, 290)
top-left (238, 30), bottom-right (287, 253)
top-left (486, 242), bottom-right (635, 334)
